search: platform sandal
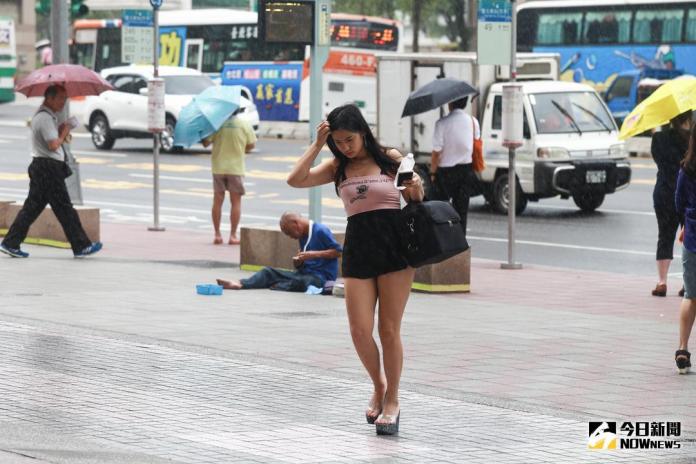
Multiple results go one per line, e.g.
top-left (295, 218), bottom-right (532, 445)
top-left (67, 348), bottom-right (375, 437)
top-left (675, 350), bottom-right (691, 375)
top-left (365, 407), bottom-right (381, 424)
top-left (375, 411), bottom-right (400, 435)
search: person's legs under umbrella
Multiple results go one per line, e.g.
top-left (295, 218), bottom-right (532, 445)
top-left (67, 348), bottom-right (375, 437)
top-left (440, 164), bottom-right (471, 237)
top-left (43, 162), bottom-right (92, 254)
top-left (1, 160), bottom-right (50, 254)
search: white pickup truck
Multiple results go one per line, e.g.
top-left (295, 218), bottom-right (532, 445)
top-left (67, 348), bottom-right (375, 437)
top-left (376, 52), bottom-right (631, 213)
top-left (479, 80), bottom-right (631, 213)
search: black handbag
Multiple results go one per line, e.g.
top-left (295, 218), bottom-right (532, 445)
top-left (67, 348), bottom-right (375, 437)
top-left (402, 201), bottom-right (469, 268)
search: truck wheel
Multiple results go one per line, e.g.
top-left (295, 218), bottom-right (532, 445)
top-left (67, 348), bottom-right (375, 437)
top-left (492, 173), bottom-right (527, 215)
top-left (573, 192), bottom-right (605, 212)
top-left (90, 114), bottom-right (115, 150)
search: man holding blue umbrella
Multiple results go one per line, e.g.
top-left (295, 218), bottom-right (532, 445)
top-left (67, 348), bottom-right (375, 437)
top-left (202, 108), bottom-right (256, 245)
top-left (173, 85), bottom-right (257, 245)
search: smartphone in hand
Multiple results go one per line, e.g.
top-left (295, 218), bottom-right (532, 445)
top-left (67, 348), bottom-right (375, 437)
top-left (396, 170), bottom-right (414, 187)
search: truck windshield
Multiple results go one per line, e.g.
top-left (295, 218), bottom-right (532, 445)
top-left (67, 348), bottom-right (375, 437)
top-left (530, 92), bottom-right (615, 134)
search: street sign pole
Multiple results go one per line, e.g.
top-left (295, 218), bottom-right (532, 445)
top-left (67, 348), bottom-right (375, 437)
top-left (501, 0), bottom-right (522, 270)
top-left (308, 0), bottom-right (331, 222)
top-left (52, 0), bottom-right (84, 205)
top-left (149, 0), bottom-right (165, 232)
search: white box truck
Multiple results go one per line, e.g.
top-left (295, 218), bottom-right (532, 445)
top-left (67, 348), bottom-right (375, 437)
top-left (376, 52), bottom-right (631, 213)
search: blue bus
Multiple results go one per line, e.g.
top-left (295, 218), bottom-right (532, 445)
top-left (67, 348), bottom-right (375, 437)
top-left (518, 0), bottom-right (696, 94)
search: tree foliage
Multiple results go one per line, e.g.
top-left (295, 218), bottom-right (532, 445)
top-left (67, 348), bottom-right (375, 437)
top-left (332, 0), bottom-right (474, 51)
top-left (332, 0), bottom-right (407, 19)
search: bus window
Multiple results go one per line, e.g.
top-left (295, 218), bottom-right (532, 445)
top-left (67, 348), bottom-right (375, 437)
top-left (687, 9), bottom-right (696, 42)
top-left (96, 28), bottom-right (125, 71)
top-left (71, 43), bottom-right (94, 69)
top-left (583, 10), bottom-right (631, 44)
top-left (517, 10), bottom-right (536, 51)
top-left (633, 9), bottom-right (684, 43)
top-left (536, 12), bottom-right (582, 45)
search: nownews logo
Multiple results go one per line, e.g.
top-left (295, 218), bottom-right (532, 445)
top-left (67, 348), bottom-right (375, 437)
top-left (589, 421), bottom-right (682, 450)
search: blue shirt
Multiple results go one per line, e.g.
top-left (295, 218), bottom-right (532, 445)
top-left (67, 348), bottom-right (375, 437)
top-left (676, 169), bottom-right (696, 253)
top-left (298, 222), bottom-right (343, 284)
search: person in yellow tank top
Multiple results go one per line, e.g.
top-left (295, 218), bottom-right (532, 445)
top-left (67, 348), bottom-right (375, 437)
top-left (203, 113), bottom-right (257, 245)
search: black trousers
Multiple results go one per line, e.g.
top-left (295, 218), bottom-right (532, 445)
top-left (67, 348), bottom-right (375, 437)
top-left (2, 158), bottom-right (91, 253)
top-left (437, 163), bottom-right (476, 238)
top-left (655, 205), bottom-right (681, 261)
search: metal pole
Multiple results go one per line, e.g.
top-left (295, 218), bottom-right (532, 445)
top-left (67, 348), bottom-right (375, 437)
top-left (50, 0), bottom-right (68, 64)
top-left (149, 6), bottom-right (164, 231)
top-left (51, 0), bottom-right (84, 205)
top-left (501, 0), bottom-right (522, 270)
top-left (308, 0), bottom-right (330, 222)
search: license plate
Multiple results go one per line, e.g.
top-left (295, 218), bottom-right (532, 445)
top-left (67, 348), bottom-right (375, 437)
top-left (586, 170), bottom-right (606, 184)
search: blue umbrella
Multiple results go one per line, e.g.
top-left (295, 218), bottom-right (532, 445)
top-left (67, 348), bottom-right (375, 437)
top-left (173, 85), bottom-right (242, 148)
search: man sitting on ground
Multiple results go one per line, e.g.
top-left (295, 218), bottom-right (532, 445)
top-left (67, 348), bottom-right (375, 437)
top-left (216, 212), bottom-right (342, 292)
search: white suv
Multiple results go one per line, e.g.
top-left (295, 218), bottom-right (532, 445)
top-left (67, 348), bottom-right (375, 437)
top-left (83, 65), bottom-right (260, 152)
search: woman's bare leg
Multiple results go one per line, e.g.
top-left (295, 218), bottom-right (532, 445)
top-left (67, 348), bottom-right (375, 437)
top-left (657, 259), bottom-right (671, 286)
top-left (344, 277), bottom-right (387, 415)
top-left (375, 267), bottom-right (415, 424)
top-left (679, 297), bottom-right (696, 350)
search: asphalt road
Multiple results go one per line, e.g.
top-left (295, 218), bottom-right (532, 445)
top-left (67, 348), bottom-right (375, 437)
top-left (0, 100), bottom-right (672, 276)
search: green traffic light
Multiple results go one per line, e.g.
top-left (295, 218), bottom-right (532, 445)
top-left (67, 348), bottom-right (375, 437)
top-left (70, 0), bottom-right (89, 18)
top-left (35, 0), bottom-right (51, 16)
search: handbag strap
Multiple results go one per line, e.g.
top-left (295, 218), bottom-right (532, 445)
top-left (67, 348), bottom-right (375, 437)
top-left (302, 220), bottom-right (314, 252)
top-left (470, 115), bottom-right (480, 142)
top-left (37, 108), bottom-right (68, 163)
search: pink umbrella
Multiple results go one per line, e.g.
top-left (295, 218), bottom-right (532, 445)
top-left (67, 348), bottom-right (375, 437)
top-left (15, 64), bottom-right (113, 98)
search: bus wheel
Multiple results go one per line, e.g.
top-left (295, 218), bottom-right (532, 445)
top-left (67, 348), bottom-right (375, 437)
top-left (90, 114), bottom-right (115, 150)
top-left (573, 192), bottom-right (605, 212)
top-left (492, 172), bottom-right (527, 215)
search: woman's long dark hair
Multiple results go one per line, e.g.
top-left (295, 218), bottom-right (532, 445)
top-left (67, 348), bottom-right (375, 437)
top-left (326, 104), bottom-right (398, 192)
top-left (682, 122), bottom-right (696, 178)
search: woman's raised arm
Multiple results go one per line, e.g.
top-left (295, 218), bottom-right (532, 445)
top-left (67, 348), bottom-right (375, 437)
top-left (287, 121), bottom-right (336, 188)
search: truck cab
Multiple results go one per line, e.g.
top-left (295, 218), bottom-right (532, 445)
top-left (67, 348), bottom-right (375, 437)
top-left (604, 68), bottom-right (683, 126)
top-left (480, 81), bottom-right (631, 213)
top-left (376, 52), bottom-right (632, 214)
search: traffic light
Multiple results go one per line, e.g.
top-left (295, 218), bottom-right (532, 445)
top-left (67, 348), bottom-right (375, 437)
top-left (70, 0), bottom-right (89, 18)
top-left (35, 0), bottom-right (51, 16)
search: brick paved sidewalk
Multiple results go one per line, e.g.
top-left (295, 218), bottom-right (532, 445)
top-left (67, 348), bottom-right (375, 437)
top-left (0, 321), bottom-right (692, 463)
top-left (0, 222), bottom-right (695, 462)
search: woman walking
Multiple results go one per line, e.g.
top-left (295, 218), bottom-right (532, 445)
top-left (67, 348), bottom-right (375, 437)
top-left (675, 123), bottom-right (696, 374)
top-left (651, 110), bottom-right (692, 297)
top-left (287, 104), bottom-right (424, 435)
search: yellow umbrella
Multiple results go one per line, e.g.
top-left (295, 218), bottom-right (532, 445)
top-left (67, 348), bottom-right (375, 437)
top-left (619, 76), bottom-right (696, 140)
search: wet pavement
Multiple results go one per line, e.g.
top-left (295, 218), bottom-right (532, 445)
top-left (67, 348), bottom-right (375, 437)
top-left (0, 223), bottom-right (695, 463)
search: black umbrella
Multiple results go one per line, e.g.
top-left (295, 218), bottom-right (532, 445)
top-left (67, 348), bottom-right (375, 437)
top-left (401, 78), bottom-right (478, 117)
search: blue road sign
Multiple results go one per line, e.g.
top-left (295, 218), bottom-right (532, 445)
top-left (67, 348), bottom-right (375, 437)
top-left (149, 0), bottom-right (163, 9)
top-left (479, 0), bottom-right (512, 23)
top-left (122, 9), bottom-right (153, 27)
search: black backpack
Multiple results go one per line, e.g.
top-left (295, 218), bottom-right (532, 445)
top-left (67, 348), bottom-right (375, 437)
top-left (402, 201), bottom-right (469, 268)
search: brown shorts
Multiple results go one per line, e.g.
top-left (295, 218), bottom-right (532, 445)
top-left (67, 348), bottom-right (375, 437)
top-left (213, 174), bottom-right (245, 195)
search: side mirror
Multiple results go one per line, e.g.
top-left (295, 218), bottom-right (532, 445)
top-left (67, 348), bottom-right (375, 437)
top-left (523, 122), bottom-right (531, 139)
top-left (138, 87), bottom-right (148, 96)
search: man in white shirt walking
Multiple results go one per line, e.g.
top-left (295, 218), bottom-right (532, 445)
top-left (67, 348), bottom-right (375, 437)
top-left (430, 97), bottom-right (480, 238)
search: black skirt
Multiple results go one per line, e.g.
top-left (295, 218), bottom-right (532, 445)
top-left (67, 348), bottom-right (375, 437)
top-left (342, 209), bottom-right (410, 279)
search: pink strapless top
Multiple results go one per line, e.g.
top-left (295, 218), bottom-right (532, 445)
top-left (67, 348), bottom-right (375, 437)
top-left (338, 174), bottom-right (401, 217)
